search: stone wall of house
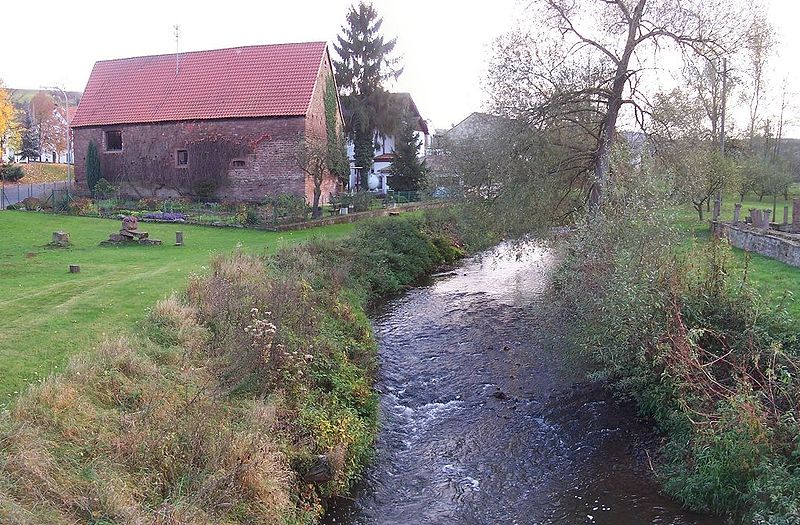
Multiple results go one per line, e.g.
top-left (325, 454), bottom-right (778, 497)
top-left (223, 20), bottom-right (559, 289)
top-left (72, 116), bottom-right (333, 203)
top-left (713, 221), bottom-right (800, 267)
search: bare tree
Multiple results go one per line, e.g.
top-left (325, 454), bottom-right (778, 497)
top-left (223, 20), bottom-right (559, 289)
top-left (296, 137), bottom-right (331, 219)
top-left (741, 11), bottom-right (775, 147)
top-left (487, 0), bottom-right (744, 214)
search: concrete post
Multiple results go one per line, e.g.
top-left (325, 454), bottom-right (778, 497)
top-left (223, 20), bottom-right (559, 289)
top-left (751, 209), bottom-right (760, 227)
top-left (733, 203), bottom-right (742, 223)
top-left (764, 209), bottom-right (772, 229)
top-left (175, 231), bottom-right (184, 246)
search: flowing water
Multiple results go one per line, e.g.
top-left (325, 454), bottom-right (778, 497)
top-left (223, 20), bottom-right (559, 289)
top-left (324, 244), bottom-right (724, 525)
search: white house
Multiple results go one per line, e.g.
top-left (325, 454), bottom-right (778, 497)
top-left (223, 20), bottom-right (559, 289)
top-left (347, 92), bottom-right (429, 193)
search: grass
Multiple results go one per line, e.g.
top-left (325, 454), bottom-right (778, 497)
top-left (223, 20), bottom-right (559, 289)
top-left (17, 162), bottom-right (70, 184)
top-left (0, 211), bottom-right (356, 404)
top-left (674, 193), bottom-right (800, 321)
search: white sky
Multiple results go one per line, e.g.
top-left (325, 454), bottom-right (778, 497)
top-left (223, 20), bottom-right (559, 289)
top-left (1, 0), bottom-right (798, 135)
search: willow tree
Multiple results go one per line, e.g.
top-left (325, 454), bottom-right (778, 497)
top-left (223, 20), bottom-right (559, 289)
top-left (333, 2), bottom-right (402, 190)
top-left (487, 0), bottom-right (745, 214)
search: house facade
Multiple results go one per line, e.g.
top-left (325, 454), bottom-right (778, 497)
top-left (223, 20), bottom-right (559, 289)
top-left (71, 42), bottom-right (343, 202)
top-left (346, 92), bottom-right (429, 193)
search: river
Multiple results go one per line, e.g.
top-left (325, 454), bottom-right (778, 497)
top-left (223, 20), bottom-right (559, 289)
top-left (324, 244), bottom-right (724, 525)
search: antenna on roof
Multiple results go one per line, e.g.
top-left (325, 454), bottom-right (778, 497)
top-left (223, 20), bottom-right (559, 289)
top-left (174, 24), bottom-right (180, 76)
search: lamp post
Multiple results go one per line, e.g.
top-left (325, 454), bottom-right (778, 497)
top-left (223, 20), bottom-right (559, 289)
top-left (41, 86), bottom-right (71, 185)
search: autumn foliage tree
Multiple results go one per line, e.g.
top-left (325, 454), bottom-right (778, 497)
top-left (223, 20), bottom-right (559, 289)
top-left (0, 81), bottom-right (16, 161)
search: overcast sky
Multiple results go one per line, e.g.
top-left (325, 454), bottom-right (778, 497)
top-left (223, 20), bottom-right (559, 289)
top-left (2, 0), bottom-right (798, 135)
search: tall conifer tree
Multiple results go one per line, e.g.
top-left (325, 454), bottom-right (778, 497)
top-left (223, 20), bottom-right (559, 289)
top-left (389, 111), bottom-right (426, 191)
top-left (333, 2), bottom-right (402, 190)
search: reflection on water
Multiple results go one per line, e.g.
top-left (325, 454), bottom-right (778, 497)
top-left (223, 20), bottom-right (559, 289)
top-left (324, 243), bottom-right (723, 525)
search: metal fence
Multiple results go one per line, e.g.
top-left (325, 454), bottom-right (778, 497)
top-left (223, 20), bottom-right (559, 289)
top-left (0, 181), bottom-right (72, 209)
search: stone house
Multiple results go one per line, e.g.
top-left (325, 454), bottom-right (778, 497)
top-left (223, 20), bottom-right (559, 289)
top-left (71, 41), bottom-right (343, 202)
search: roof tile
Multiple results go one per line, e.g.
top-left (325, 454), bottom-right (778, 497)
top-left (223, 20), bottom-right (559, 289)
top-left (71, 41), bottom-right (326, 127)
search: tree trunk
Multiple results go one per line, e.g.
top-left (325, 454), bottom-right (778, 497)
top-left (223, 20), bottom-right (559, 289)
top-left (312, 184), bottom-right (322, 219)
top-left (695, 203), bottom-right (704, 221)
top-left (588, 0), bottom-right (645, 213)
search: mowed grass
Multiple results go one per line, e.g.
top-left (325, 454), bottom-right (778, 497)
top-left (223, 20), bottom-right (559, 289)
top-left (0, 211), bottom-right (356, 403)
top-left (674, 192), bottom-right (800, 321)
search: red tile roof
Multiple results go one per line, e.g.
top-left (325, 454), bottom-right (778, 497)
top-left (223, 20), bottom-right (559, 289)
top-left (72, 41), bottom-right (327, 128)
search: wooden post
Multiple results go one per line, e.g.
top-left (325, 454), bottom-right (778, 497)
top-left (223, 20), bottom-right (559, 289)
top-left (69, 264), bottom-right (80, 273)
top-left (733, 203), bottom-right (741, 223)
top-left (175, 231), bottom-right (184, 246)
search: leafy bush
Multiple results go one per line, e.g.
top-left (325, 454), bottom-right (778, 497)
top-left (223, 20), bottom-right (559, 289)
top-left (1, 164), bottom-right (24, 182)
top-left (352, 191), bottom-right (374, 212)
top-left (92, 177), bottom-right (116, 199)
top-left (262, 193), bottom-right (310, 224)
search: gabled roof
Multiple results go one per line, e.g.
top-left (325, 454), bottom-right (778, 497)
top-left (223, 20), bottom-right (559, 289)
top-left (71, 41), bottom-right (328, 128)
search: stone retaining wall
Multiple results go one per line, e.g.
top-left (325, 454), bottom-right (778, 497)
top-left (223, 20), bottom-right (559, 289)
top-left (712, 221), bottom-right (800, 267)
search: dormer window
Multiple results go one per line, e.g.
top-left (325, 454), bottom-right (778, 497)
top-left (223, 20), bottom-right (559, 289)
top-left (231, 159), bottom-right (246, 168)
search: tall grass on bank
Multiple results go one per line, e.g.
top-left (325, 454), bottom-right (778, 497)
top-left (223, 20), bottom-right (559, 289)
top-left (0, 209), bottom-right (498, 524)
top-left (553, 195), bottom-right (800, 522)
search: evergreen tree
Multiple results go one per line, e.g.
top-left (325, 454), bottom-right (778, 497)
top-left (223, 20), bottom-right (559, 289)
top-left (20, 114), bottom-right (40, 161)
top-left (333, 2), bottom-right (402, 190)
top-left (86, 141), bottom-right (102, 192)
top-left (389, 111), bottom-right (426, 191)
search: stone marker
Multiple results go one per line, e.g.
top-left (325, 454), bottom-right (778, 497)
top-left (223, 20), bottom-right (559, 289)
top-left (50, 231), bottom-right (71, 247)
top-left (101, 216), bottom-right (162, 246)
top-left (69, 264), bottom-right (80, 273)
top-left (784, 206), bottom-right (789, 225)
top-left (793, 199), bottom-right (800, 231)
top-left (175, 231), bottom-right (184, 246)
top-left (712, 198), bottom-right (721, 221)
top-left (752, 209), bottom-right (762, 228)
top-left (733, 203), bottom-right (742, 223)
top-left (764, 209), bottom-right (772, 228)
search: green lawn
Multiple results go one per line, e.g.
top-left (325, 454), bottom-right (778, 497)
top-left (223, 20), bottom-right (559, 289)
top-left (0, 212), bottom-right (356, 404)
top-left (674, 193), bottom-right (800, 320)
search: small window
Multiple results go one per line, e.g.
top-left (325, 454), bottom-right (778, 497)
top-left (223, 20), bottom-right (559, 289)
top-left (231, 159), bottom-right (246, 168)
top-left (105, 130), bottom-right (122, 151)
top-left (176, 149), bottom-right (188, 167)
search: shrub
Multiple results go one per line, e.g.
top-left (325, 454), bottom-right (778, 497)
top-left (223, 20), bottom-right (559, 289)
top-left (21, 197), bottom-right (41, 211)
top-left (69, 197), bottom-right (94, 216)
top-left (92, 177), bottom-right (116, 199)
top-left (352, 191), bottom-right (374, 212)
top-left (86, 141), bottom-right (102, 191)
top-left (137, 197), bottom-right (161, 210)
top-left (262, 193), bottom-right (310, 224)
top-left (193, 180), bottom-right (218, 201)
top-left (1, 164), bottom-right (24, 182)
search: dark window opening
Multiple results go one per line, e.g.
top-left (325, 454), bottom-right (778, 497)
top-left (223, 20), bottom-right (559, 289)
top-left (105, 130), bottom-right (122, 151)
top-left (176, 149), bottom-right (188, 166)
top-left (232, 159), bottom-right (246, 168)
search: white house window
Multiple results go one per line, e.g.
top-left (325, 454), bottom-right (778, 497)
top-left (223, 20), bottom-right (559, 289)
top-left (176, 149), bottom-right (188, 167)
top-left (105, 130), bottom-right (123, 151)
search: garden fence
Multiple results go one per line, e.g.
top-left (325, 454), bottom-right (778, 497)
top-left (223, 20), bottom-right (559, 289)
top-left (0, 181), bottom-right (72, 209)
